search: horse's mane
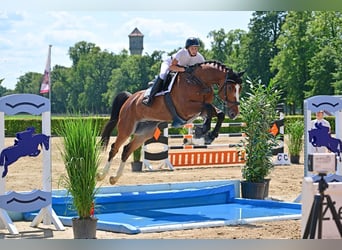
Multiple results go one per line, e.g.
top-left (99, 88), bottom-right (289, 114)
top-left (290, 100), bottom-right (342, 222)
top-left (191, 60), bottom-right (232, 73)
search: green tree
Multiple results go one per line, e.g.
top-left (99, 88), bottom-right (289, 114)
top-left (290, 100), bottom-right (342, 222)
top-left (305, 46), bottom-right (337, 97)
top-left (78, 50), bottom-right (118, 113)
top-left (0, 78), bottom-right (12, 97)
top-left (245, 11), bottom-right (286, 86)
top-left (207, 28), bottom-right (230, 63)
top-left (305, 11), bottom-right (342, 96)
top-left (15, 72), bottom-right (43, 94)
top-left (207, 28), bottom-right (248, 71)
top-left (50, 65), bottom-right (72, 113)
top-left (65, 42), bottom-right (101, 112)
top-left (271, 11), bottom-right (313, 114)
top-left (103, 53), bottom-right (157, 108)
top-left (68, 41), bottom-right (100, 66)
top-left (66, 41), bottom-right (120, 113)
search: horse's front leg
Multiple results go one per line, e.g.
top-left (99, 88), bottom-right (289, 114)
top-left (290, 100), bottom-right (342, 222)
top-left (108, 143), bottom-right (132, 185)
top-left (204, 107), bottom-right (224, 145)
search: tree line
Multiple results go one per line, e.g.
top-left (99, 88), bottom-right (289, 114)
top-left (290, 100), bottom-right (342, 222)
top-left (1, 11), bottom-right (341, 115)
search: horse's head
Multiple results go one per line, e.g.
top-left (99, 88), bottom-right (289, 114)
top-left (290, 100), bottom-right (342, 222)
top-left (218, 69), bottom-right (244, 119)
top-left (36, 134), bottom-right (50, 150)
top-left (190, 61), bottom-right (244, 119)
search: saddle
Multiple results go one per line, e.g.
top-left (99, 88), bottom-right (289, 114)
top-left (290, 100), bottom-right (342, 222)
top-left (162, 72), bottom-right (176, 91)
top-left (144, 72), bottom-right (186, 128)
top-left (145, 72), bottom-right (177, 96)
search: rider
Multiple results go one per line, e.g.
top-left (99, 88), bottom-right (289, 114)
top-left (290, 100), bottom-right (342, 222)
top-left (142, 37), bottom-right (205, 106)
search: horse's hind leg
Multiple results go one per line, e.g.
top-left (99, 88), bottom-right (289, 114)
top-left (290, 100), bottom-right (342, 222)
top-left (109, 124), bottom-right (157, 185)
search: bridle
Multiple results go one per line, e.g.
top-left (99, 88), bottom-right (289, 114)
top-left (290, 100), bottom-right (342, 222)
top-left (184, 67), bottom-right (241, 108)
top-left (216, 74), bottom-right (241, 113)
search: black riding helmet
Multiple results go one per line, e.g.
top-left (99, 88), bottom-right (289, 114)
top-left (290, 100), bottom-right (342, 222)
top-left (185, 37), bottom-right (200, 49)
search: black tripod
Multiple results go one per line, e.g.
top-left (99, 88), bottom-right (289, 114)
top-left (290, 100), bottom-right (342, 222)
top-left (303, 173), bottom-right (342, 239)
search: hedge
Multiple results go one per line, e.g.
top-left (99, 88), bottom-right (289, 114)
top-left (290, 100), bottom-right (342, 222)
top-left (4, 117), bottom-right (110, 137)
top-left (2, 115), bottom-right (333, 137)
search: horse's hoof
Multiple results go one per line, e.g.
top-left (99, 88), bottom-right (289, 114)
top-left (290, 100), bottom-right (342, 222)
top-left (109, 176), bottom-right (117, 185)
top-left (204, 135), bottom-right (214, 145)
top-left (96, 172), bottom-right (106, 181)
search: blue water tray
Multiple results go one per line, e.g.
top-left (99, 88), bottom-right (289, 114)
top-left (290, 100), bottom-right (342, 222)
top-left (24, 180), bottom-right (301, 234)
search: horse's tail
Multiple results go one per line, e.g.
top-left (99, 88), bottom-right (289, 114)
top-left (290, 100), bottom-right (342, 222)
top-left (100, 91), bottom-right (132, 149)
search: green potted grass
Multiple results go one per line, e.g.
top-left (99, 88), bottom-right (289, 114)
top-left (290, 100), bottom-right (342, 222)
top-left (58, 117), bottom-right (101, 239)
top-left (131, 146), bottom-right (143, 172)
top-left (287, 119), bottom-right (304, 164)
top-left (239, 79), bottom-right (282, 199)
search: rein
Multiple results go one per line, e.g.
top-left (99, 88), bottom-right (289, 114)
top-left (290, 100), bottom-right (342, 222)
top-left (185, 74), bottom-right (212, 94)
top-left (185, 68), bottom-right (240, 107)
top-left (182, 61), bottom-right (242, 118)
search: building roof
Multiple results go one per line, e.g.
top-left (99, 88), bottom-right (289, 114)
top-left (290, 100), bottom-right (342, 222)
top-left (129, 27), bottom-right (144, 37)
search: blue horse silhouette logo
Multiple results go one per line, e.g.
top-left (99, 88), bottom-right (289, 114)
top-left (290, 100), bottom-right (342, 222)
top-left (0, 127), bottom-right (50, 178)
top-left (308, 123), bottom-right (342, 155)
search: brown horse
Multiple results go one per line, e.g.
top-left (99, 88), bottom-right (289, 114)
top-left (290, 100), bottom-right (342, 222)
top-left (98, 61), bottom-right (244, 184)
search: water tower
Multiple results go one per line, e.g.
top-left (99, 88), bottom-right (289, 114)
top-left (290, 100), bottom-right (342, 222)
top-left (128, 27), bottom-right (144, 55)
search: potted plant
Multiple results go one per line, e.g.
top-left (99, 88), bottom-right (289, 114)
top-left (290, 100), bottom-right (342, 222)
top-left (287, 119), bottom-right (304, 164)
top-left (131, 146), bottom-right (143, 172)
top-left (239, 80), bottom-right (282, 199)
top-left (58, 118), bottom-right (101, 239)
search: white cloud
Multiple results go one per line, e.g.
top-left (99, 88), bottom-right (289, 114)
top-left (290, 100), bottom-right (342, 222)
top-left (0, 11), bottom-right (253, 89)
top-left (0, 37), bottom-right (12, 49)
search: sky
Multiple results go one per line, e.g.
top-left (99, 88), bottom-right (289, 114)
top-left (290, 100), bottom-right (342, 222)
top-left (0, 11), bottom-right (253, 90)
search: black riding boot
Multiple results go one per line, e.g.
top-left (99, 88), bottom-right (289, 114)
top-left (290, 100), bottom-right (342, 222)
top-left (142, 77), bottom-right (164, 106)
